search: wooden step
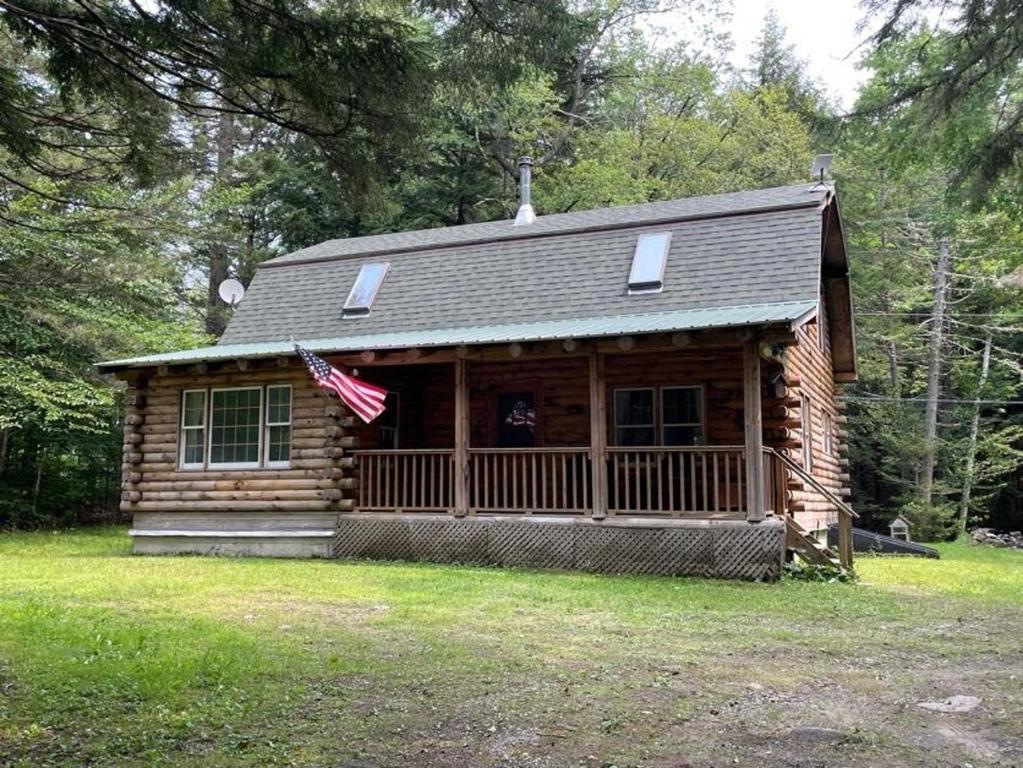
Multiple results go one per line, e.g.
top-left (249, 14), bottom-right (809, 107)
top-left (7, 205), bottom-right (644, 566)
top-left (785, 517), bottom-right (842, 567)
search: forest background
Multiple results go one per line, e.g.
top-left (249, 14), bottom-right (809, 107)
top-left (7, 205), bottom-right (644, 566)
top-left (3, 0), bottom-right (1023, 539)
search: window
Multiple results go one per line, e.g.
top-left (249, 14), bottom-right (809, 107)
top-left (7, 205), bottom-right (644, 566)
top-left (378, 392), bottom-right (400, 448)
top-left (265, 385), bottom-right (292, 466)
top-left (614, 388), bottom-right (656, 446)
top-left (209, 388), bottom-right (262, 467)
top-left (343, 262), bottom-right (389, 316)
top-left (661, 387), bottom-right (704, 446)
top-left (179, 390), bottom-right (207, 468)
top-left (800, 393), bottom-right (813, 470)
top-left (179, 385), bottom-right (292, 470)
top-left (822, 410), bottom-right (834, 456)
top-left (627, 232), bottom-right (671, 292)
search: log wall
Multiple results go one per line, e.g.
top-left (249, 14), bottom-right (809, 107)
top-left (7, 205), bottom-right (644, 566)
top-left (782, 301), bottom-right (848, 532)
top-left (123, 362), bottom-right (350, 556)
top-left (349, 347), bottom-right (748, 450)
top-left (119, 331), bottom-right (847, 557)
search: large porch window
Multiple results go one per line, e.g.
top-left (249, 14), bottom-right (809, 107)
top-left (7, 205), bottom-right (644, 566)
top-left (613, 385), bottom-right (704, 446)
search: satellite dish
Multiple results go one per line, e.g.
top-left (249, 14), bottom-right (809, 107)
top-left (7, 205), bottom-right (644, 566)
top-left (811, 154), bottom-right (833, 182)
top-left (218, 278), bottom-right (245, 306)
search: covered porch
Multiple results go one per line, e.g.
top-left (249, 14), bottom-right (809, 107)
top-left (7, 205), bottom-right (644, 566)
top-left (342, 338), bottom-right (781, 523)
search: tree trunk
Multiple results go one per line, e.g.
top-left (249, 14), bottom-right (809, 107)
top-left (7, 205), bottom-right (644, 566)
top-left (958, 331), bottom-right (992, 537)
top-left (921, 238), bottom-right (950, 507)
top-left (31, 444), bottom-right (45, 513)
top-left (887, 339), bottom-right (899, 390)
top-left (205, 107), bottom-right (236, 337)
top-left (0, 429), bottom-right (8, 476)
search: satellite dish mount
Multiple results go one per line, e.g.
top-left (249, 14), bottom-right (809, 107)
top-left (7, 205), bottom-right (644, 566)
top-left (218, 278), bottom-right (245, 307)
top-left (811, 154), bottom-right (833, 185)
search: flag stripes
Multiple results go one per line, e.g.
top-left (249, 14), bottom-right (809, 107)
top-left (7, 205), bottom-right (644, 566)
top-left (295, 345), bottom-right (387, 424)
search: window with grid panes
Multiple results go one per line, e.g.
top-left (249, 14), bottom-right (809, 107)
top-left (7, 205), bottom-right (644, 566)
top-left (209, 388), bottom-right (262, 467)
top-left (265, 385), bottom-right (292, 465)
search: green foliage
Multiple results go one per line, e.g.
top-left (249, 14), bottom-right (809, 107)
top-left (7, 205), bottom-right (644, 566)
top-left (782, 560), bottom-right (858, 584)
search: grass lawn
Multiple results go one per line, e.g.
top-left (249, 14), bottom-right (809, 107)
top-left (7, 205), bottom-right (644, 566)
top-left (0, 528), bottom-right (1020, 767)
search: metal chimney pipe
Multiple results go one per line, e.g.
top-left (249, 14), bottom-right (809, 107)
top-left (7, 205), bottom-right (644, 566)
top-left (513, 155), bottom-right (536, 226)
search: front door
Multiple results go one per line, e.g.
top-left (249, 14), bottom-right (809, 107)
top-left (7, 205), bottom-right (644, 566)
top-left (495, 390), bottom-right (537, 447)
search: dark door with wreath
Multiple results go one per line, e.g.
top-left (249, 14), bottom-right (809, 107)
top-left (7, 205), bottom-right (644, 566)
top-left (495, 391), bottom-right (537, 447)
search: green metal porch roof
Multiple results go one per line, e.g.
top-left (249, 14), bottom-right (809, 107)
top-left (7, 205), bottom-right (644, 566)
top-left (97, 299), bottom-right (816, 370)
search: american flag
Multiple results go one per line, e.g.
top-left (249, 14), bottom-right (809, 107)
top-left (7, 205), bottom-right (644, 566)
top-left (295, 345), bottom-right (387, 424)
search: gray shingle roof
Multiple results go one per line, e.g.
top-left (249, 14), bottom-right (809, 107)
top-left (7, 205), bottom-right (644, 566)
top-left (266, 183), bottom-right (828, 266)
top-left (99, 183), bottom-right (837, 369)
top-left (220, 183), bottom-right (831, 347)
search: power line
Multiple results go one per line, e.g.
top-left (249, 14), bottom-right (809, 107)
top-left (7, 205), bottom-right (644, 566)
top-left (839, 395), bottom-right (1023, 405)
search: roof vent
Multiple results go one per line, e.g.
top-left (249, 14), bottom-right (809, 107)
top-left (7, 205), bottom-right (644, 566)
top-left (513, 156), bottom-right (536, 226)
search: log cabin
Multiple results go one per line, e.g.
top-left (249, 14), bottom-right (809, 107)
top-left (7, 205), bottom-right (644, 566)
top-left (99, 164), bottom-right (858, 580)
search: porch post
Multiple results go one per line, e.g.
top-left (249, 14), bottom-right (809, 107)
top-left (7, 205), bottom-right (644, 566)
top-left (743, 339), bottom-right (766, 521)
top-left (453, 358), bottom-right (470, 516)
top-left (589, 352), bottom-right (608, 519)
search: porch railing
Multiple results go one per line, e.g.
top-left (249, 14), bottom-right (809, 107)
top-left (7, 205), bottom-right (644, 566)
top-left (354, 449), bottom-right (454, 512)
top-left (607, 446), bottom-right (746, 517)
top-left (469, 448), bottom-right (591, 514)
top-left (352, 446), bottom-right (755, 518)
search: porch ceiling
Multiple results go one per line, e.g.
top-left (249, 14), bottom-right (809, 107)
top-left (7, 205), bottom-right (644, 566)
top-left (97, 299), bottom-right (815, 370)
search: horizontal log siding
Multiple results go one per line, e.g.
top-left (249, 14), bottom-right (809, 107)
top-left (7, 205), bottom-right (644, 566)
top-left (784, 306), bottom-right (847, 531)
top-left (349, 349), bottom-right (751, 452)
top-left (604, 347), bottom-right (746, 445)
top-left (124, 365), bottom-right (350, 526)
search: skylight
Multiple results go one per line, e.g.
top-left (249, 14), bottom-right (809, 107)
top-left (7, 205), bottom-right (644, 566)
top-left (343, 263), bottom-right (389, 316)
top-left (628, 232), bottom-right (671, 292)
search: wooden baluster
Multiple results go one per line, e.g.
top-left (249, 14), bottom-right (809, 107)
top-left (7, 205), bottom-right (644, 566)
top-left (724, 452), bottom-right (731, 512)
top-left (737, 452), bottom-right (745, 513)
top-left (713, 452), bottom-right (721, 514)
top-left (667, 451), bottom-right (676, 515)
top-left (373, 455), bottom-right (380, 509)
top-left (509, 453), bottom-right (516, 511)
top-left (701, 451), bottom-right (708, 515)
top-left (679, 452), bottom-right (687, 514)
top-left (531, 453), bottom-right (537, 511)
top-left (623, 452), bottom-right (631, 512)
top-left (688, 450), bottom-right (697, 514)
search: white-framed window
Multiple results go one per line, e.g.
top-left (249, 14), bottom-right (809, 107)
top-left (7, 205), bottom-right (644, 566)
top-left (614, 388), bottom-right (656, 446)
top-left (264, 385), bottom-right (292, 467)
top-left (800, 393), bottom-right (813, 471)
top-left (208, 387), bottom-right (263, 468)
top-left (179, 385), bottom-right (292, 470)
top-left (179, 389), bottom-right (207, 469)
top-left (822, 409), bottom-right (834, 456)
top-left (661, 386), bottom-right (704, 446)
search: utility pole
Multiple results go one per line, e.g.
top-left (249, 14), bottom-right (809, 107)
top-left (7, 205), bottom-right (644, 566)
top-left (959, 331), bottom-right (992, 537)
top-left (921, 238), bottom-right (950, 507)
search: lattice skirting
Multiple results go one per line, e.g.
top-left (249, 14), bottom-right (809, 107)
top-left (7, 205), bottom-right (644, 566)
top-left (333, 515), bottom-right (784, 581)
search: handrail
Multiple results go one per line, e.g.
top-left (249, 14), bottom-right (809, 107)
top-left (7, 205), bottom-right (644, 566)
top-left (469, 447), bottom-right (590, 455)
top-left (352, 448), bottom-right (454, 455)
top-left (607, 445), bottom-right (745, 453)
top-left (763, 447), bottom-right (859, 520)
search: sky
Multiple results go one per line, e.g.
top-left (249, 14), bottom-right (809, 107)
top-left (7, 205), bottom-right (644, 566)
top-left (651, 0), bottom-right (875, 109)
